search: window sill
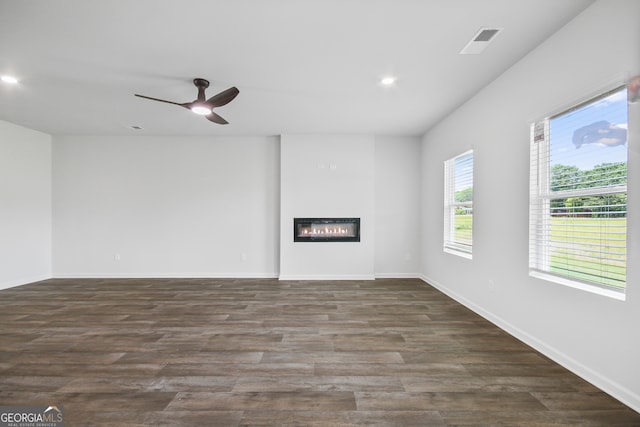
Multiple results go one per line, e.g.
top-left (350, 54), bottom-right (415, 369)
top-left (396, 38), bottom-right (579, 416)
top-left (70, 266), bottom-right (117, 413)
top-left (444, 247), bottom-right (472, 260)
top-left (529, 271), bottom-right (625, 301)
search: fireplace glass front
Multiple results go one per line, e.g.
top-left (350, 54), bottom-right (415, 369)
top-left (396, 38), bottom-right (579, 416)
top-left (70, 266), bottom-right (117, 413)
top-left (294, 218), bottom-right (360, 242)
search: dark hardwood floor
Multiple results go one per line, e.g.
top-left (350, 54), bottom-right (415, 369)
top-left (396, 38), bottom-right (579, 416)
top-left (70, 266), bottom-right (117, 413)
top-left (0, 278), bottom-right (638, 426)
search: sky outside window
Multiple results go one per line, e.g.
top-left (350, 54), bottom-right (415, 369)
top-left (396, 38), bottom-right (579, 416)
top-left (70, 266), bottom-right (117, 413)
top-left (550, 88), bottom-right (628, 173)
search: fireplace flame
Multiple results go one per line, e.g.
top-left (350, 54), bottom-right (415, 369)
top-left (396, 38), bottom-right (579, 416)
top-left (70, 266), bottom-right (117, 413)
top-left (302, 227), bottom-right (352, 236)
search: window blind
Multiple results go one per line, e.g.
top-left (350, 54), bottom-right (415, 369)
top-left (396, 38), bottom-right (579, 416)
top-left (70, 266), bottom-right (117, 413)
top-left (529, 87), bottom-right (627, 291)
top-left (444, 150), bottom-right (474, 256)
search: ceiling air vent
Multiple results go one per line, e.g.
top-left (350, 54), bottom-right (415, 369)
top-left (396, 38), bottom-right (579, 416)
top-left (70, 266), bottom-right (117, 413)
top-left (460, 27), bottom-right (502, 54)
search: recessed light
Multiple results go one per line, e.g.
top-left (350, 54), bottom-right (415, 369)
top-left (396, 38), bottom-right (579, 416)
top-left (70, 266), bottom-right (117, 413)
top-left (380, 76), bottom-right (396, 86)
top-left (1, 75), bottom-right (19, 84)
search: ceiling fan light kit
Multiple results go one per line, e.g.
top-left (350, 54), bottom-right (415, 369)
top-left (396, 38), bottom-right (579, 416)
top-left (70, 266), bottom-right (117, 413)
top-left (135, 78), bottom-right (239, 124)
top-left (1, 75), bottom-right (19, 84)
top-left (191, 105), bottom-right (212, 115)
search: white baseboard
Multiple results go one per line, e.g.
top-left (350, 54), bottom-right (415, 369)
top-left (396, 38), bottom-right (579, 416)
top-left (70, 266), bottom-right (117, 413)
top-left (0, 273), bottom-right (52, 290)
top-left (419, 274), bottom-right (640, 414)
top-left (375, 273), bottom-right (420, 279)
top-left (278, 274), bottom-right (376, 281)
top-left (53, 272), bottom-right (279, 279)
top-left (51, 273), bottom-right (418, 281)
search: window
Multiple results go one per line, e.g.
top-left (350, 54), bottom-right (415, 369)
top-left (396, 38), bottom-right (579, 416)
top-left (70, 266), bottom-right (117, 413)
top-left (529, 86), bottom-right (628, 298)
top-left (444, 150), bottom-right (473, 258)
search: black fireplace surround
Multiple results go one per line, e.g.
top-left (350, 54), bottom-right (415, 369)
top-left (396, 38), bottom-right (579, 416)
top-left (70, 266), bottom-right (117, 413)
top-left (294, 218), bottom-right (360, 242)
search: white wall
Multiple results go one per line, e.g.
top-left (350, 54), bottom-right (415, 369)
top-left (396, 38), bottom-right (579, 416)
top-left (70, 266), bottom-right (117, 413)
top-left (375, 135), bottom-right (421, 277)
top-left (0, 120), bottom-right (52, 289)
top-left (52, 135), bottom-right (280, 277)
top-left (421, 0), bottom-right (640, 411)
top-left (280, 135), bottom-right (375, 279)
top-left (52, 133), bottom-right (421, 280)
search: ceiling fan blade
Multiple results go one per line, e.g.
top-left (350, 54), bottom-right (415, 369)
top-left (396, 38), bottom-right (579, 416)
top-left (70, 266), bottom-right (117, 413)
top-left (205, 87), bottom-right (239, 108)
top-left (135, 94), bottom-right (190, 109)
top-left (206, 112), bottom-right (229, 125)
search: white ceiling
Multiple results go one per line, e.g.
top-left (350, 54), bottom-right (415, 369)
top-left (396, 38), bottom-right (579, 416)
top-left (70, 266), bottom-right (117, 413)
top-left (0, 0), bottom-right (594, 137)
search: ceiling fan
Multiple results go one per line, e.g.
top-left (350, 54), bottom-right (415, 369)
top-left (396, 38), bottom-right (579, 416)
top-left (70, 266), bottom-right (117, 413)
top-left (135, 78), bottom-right (239, 124)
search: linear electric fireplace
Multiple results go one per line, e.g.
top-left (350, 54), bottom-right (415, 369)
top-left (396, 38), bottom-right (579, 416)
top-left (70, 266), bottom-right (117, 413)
top-left (294, 218), bottom-right (360, 242)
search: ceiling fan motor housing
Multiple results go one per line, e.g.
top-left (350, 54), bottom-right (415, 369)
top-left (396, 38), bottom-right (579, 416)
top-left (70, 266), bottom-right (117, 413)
top-left (193, 78), bottom-right (210, 89)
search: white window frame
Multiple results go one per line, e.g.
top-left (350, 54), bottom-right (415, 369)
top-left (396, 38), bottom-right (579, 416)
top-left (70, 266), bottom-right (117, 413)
top-left (444, 149), bottom-right (473, 259)
top-left (529, 86), bottom-right (628, 300)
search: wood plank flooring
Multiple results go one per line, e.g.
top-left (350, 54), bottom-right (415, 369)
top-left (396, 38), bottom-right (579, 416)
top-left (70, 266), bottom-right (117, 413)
top-left (0, 278), bottom-right (638, 426)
